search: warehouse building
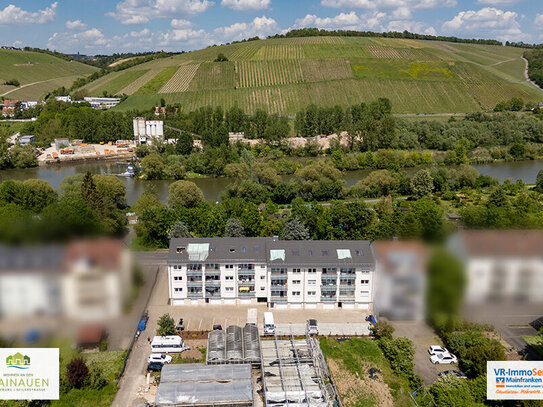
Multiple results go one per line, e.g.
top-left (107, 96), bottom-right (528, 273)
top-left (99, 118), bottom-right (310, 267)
top-left (167, 237), bottom-right (376, 310)
top-left (155, 364), bottom-right (254, 407)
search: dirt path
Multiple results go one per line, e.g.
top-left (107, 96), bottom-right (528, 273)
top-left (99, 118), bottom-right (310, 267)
top-left (0, 78), bottom-right (57, 96)
top-left (522, 56), bottom-right (543, 91)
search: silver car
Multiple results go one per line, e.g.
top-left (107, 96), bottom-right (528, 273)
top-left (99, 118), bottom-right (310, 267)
top-left (306, 319), bottom-right (318, 335)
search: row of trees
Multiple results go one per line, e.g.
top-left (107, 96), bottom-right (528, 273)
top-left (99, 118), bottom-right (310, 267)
top-left (0, 172), bottom-right (126, 244)
top-left (524, 49), bottom-right (543, 88)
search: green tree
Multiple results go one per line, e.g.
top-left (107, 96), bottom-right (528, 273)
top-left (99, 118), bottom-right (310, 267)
top-left (378, 337), bottom-right (415, 379)
top-left (411, 198), bottom-right (444, 241)
top-left (169, 220), bottom-right (192, 238)
top-left (132, 191), bottom-right (164, 217)
top-left (10, 145), bottom-right (37, 168)
top-left (536, 169), bottom-right (543, 193)
top-left (356, 170), bottom-right (400, 198)
top-left (80, 171), bottom-right (102, 212)
top-left (224, 218), bottom-right (245, 237)
top-left (372, 321), bottom-right (394, 340)
top-left (427, 248), bottom-right (465, 326)
top-left (136, 206), bottom-right (176, 247)
top-left (509, 143), bottom-right (526, 159)
top-left (281, 218), bottom-right (309, 240)
top-left (21, 179), bottom-right (57, 212)
top-left (430, 376), bottom-right (473, 407)
top-left (214, 53), bottom-right (228, 62)
top-left (168, 180), bottom-right (204, 208)
top-left (141, 153), bottom-right (165, 180)
top-left (410, 169), bottom-right (434, 199)
top-left (175, 131), bottom-right (193, 155)
top-left (157, 313), bottom-right (176, 336)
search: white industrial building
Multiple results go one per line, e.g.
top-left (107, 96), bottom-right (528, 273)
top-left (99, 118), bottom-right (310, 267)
top-left (167, 237), bottom-right (376, 310)
top-left (83, 97), bottom-right (121, 110)
top-left (133, 117), bottom-right (164, 144)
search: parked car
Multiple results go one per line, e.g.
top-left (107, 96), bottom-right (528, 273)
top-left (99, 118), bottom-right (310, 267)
top-left (430, 352), bottom-right (457, 364)
top-left (306, 319), bottom-right (318, 335)
top-left (213, 324), bottom-right (223, 331)
top-left (138, 311), bottom-right (149, 332)
top-left (428, 345), bottom-right (449, 355)
top-left (147, 362), bottom-right (163, 372)
top-left (176, 318), bottom-right (184, 331)
top-left (438, 370), bottom-right (467, 379)
top-left (148, 353), bottom-right (172, 364)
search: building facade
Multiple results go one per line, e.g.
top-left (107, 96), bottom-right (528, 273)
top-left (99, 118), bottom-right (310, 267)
top-left (133, 117), bottom-right (164, 144)
top-left (167, 237), bottom-right (376, 310)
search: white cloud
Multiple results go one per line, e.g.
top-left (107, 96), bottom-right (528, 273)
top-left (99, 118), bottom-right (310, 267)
top-left (212, 16), bottom-right (279, 42)
top-left (293, 11), bottom-right (388, 31)
top-left (386, 20), bottom-right (436, 35)
top-left (320, 0), bottom-right (456, 11)
top-left (48, 27), bottom-right (110, 51)
top-left (221, 0), bottom-right (270, 11)
top-left (535, 14), bottom-right (543, 29)
top-left (442, 7), bottom-right (527, 41)
top-left (0, 2), bottom-right (57, 24)
top-left (107, 0), bottom-right (213, 24)
top-left (171, 18), bottom-right (194, 29)
top-left (130, 28), bottom-right (151, 37)
top-left (476, 0), bottom-right (521, 5)
top-left (66, 20), bottom-right (87, 30)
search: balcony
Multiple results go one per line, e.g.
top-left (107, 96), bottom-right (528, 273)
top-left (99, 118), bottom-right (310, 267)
top-left (205, 280), bottom-right (221, 287)
top-left (339, 297), bottom-right (355, 303)
top-left (187, 280), bottom-right (203, 287)
top-left (238, 265), bottom-right (255, 272)
top-left (205, 271), bottom-right (221, 277)
top-left (188, 291), bottom-right (203, 298)
top-left (321, 296), bottom-right (337, 302)
top-left (238, 280), bottom-right (255, 286)
top-left (271, 269), bottom-right (287, 275)
top-left (321, 280), bottom-right (338, 286)
top-left (339, 283), bottom-right (355, 289)
top-left (270, 296), bottom-right (287, 302)
top-left (187, 269), bottom-right (202, 276)
top-left (206, 291), bottom-right (221, 298)
top-left (238, 291), bottom-right (255, 297)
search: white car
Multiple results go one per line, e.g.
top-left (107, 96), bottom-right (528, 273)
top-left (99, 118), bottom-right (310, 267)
top-left (148, 353), bottom-right (172, 364)
top-left (430, 352), bottom-right (457, 365)
top-left (428, 345), bottom-right (449, 356)
top-left (306, 319), bottom-right (318, 335)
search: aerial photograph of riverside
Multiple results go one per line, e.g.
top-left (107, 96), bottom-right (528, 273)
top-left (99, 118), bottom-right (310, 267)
top-left (1, 0), bottom-right (543, 406)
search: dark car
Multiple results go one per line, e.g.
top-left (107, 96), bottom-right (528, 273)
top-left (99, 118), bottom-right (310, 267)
top-left (213, 324), bottom-right (223, 331)
top-left (438, 370), bottom-right (467, 379)
top-left (138, 311), bottom-right (149, 332)
top-left (147, 362), bottom-right (163, 372)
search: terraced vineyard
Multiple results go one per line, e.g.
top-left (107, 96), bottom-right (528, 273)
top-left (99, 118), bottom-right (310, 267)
top-left (0, 48), bottom-right (97, 99)
top-left (78, 35), bottom-right (543, 114)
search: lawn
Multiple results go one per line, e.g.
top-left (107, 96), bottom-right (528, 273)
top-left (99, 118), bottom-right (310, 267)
top-left (522, 335), bottom-right (543, 357)
top-left (319, 337), bottom-right (412, 407)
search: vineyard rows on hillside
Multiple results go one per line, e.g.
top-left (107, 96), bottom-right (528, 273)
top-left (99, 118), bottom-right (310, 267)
top-left (252, 45), bottom-right (304, 60)
top-left (188, 62), bottom-right (233, 91)
top-left (237, 60), bottom-right (304, 88)
top-left (160, 64), bottom-right (201, 93)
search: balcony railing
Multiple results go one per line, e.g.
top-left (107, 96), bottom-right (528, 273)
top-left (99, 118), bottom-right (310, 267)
top-left (321, 296), bottom-right (337, 302)
top-left (238, 291), bottom-right (255, 296)
top-left (270, 296), bottom-right (287, 302)
top-left (238, 280), bottom-right (255, 286)
top-left (188, 291), bottom-right (203, 298)
top-left (205, 292), bottom-right (221, 298)
top-left (187, 270), bottom-right (202, 276)
top-left (338, 297), bottom-right (355, 303)
top-left (205, 280), bottom-right (221, 287)
top-left (187, 280), bottom-right (203, 287)
top-left (271, 270), bottom-right (287, 275)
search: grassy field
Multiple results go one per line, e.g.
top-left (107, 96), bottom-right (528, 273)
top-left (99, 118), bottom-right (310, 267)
top-left (320, 337), bottom-right (411, 407)
top-left (74, 36), bottom-right (543, 114)
top-left (0, 49), bottom-right (97, 99)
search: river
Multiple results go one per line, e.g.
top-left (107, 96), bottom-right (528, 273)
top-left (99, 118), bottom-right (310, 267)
top-left (0, 159), bottom-right (541, 205)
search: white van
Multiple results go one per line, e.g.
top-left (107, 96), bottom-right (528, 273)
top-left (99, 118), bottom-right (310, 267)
top-left (150, 335), bottom-right (189, 353)
top-left (263, 312), bottom-right (275, 335)
top-left (247, 308), bottom-right (258, 326)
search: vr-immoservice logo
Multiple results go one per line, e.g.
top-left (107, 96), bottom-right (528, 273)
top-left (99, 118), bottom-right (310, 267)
top-left (0, 348), bottom-right (59, 400)
top-left (488, 361), bottom-right (543, 400)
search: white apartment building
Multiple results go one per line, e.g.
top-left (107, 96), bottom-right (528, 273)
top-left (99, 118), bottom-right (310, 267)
top-left (168, 237), bottom-right (376, 310)
top-left (449, 230), bottom-right (543, 305)
top-left (83, 97), bottom-right (121, 110)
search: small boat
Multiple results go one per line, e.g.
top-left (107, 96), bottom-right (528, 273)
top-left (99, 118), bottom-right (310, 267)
top-left (116, 171), bottom-right (135, 178)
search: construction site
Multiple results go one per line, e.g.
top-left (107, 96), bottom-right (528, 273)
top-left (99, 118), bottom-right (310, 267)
top-left (155, 326), bottom-right (339, 407)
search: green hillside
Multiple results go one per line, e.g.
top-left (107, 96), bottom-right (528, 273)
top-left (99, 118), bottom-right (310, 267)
top-left (0, 49), bottom-right (97, 100)
top-left (81, 36), bottom-right (543, 114)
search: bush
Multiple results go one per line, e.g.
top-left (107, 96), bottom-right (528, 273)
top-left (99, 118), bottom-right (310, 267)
top-left (214, 53), bottom-right (228, 62)
top-left (430, 376), bottom-right (473, 406)
top-left (66, 357), bottom-right (89, 389)
top-left (4, 79), bottom-right (20, 87)
top-left (378, 337), bottom-right (414, 379)
top-left (372, 321), bottom-right (394, 340)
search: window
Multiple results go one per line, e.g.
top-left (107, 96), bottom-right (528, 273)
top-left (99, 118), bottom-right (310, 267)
top-left (229, 248), bottom-right (236, 253)
top-left (176, 247), bottom-right (185, 253)
top-left (242, 246), bottom-right (247, 253)
top-left (260, 275), bottom-right (266, 280)
top-left (174, 288), bottom-right (183, 292)
top-left (292, 268), bottom-right (301, 273)
top-left (225, 264), bottom-right (234, 269)
top-left (322, 250), bottom-right (329, 256)
top-left (292, 280), bottom-right (301, 284)
top-left (173, 265), bottom-right (178, 270)
top-left (292, 250), bottom-right (299, 256)
top-left (361, 280), bottom-right (369, 284)
top-left (360, 270), bottom-right (369, 274)
top-left (308, 250), bottom-right (313, 256)
top-left (225, 276), bottom-right (234, 280)
top-left (225, 287), bottom-right (233, 292)
top-left (308, 279), bottom-right (316, 285)
top-left (356, 250), bottom-right (362, 256)
top-left (292, 291), bottom-right (301, 296)
top-left (308, 268), bottom-right (316, 273)
top-left (260, 287), bottom-right (265, 291)
top-left (174, 276), bottom-right (182, 281)
top-left (260, 265), bottom-right (265, 268)
top-left (308, 291), bottom-right (316, 296)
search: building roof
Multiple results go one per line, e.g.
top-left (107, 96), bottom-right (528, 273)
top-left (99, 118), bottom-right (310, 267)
top-left (458, 230), bottom-right (543, 257)
top-left (0, 245), bottom-right (64, 273)
top-left (169, 237), bottom-right (271, 263)
top-left (373, 240), bottom-right (427, 273)
top-left (63, 238), bottom-right (123, 270)
top-left (156, 364), bottom-right (253, 406)
top-left (267, 240), bottom-right (374, 267)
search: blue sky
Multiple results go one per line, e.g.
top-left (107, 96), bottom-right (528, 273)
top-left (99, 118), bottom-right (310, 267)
top-left (0, 0), bottom-right (542, 54)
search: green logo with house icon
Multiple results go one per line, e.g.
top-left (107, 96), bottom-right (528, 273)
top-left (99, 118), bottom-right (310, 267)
top-left (6, 352), bottom-right (30, 369)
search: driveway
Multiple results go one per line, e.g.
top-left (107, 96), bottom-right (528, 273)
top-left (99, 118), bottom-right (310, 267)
top-left (391, 321), bottom-right (453, 385)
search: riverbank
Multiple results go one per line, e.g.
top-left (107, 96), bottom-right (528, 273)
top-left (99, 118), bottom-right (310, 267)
top-left (38, 142), bottom-right (136, 165)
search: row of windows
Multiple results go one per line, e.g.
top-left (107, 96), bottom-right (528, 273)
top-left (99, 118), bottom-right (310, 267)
top-left (176, 275), bottom-right (369, 285)
top-left (173, 265), bottom-right (371, 274)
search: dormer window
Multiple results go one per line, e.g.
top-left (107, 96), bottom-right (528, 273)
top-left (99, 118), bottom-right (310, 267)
top-left (177, 247), bottom-right (185, 253)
